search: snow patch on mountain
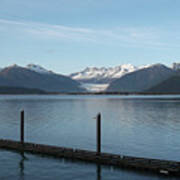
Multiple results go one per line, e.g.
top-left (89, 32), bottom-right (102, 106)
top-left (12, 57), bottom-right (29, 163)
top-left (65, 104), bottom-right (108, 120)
top-left (70, 64), bottom-right (138, 82)
top-left (139, 64), bottom-right (152, 69)
top-left (26, 64), bottom-right (52, 74)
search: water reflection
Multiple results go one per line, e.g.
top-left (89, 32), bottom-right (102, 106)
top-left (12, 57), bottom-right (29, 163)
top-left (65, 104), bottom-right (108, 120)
top-left (0, 148), bottom-right (179, 180)
top-left (96, 165), bottom-right (101, 180)
top-left (19, 152), bottom-right (28, 179)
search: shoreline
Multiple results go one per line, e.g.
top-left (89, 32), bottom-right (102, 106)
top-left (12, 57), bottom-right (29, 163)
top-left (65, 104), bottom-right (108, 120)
top-left (1, 92), bottom-right (180, 95)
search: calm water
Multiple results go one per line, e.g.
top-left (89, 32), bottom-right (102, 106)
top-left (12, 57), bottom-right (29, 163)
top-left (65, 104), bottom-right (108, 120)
top-left (0, 95), bottom-right (180, 180)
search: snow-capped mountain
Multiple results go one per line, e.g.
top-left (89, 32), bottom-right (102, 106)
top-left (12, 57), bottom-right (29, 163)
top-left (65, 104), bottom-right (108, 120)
top-left (70, 64), bottom-right (154, 84)
top-left (70, 63), bottom-right (180, 92)
top-left (70, 64), bottom-right (139, 84)
top-left (0, 62), bottom-right (179, 93)
top-left (26, 64), bottom-right (52, 74)
top-left (107, 64), bottom-right (176, 92)
top-left (0, 64), bottom-right (53, 74)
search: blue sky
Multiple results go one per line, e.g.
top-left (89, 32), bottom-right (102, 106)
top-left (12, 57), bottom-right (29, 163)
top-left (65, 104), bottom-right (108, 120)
top-left (0, 0), bottom-right (180, 74)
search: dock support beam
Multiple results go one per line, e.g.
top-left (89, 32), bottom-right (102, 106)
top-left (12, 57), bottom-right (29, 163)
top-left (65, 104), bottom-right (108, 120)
top-left (96, 113), bottom-right (101, 154)
top-left (20, 110), bottom-right (24, 144)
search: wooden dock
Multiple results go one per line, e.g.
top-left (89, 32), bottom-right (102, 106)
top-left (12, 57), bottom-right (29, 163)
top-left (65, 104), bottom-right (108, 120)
top-left (0, 139), bottom-right (180, 176)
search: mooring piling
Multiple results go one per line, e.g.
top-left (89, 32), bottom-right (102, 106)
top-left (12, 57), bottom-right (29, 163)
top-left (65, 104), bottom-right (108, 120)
top-left (20, 110), bottom-right (24, 144)
top-left (96, 113), bottom-right (101, 154)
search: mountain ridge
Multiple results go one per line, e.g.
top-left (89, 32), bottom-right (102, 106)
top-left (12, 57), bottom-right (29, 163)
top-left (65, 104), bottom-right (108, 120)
top-left (0, 63), bottom-right (179, 93)
top-left (69, 63), bottom-right (173, 84)
top-left (106, 64), bottom-right (176, 92)
top-left (70, 64), bottom-right (139, 84)
top-left (0, 65), bottom-right (85, 93)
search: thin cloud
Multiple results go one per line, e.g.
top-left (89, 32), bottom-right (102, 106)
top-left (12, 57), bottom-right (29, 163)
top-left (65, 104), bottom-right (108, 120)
top-left (0, 18), bottom-right (177, 48)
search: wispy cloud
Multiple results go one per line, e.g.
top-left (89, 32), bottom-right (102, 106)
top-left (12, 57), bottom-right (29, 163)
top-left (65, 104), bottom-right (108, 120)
top-left (0, 19), bottom-right (97, 42)
top-left (0, 18), bottom-right (178, 48)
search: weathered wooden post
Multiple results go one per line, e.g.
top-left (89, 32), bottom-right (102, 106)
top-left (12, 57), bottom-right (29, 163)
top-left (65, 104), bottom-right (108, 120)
top-left (20, 110), bottom-right (24, 144)
top-left (96, 113), bottom-right (101, 154)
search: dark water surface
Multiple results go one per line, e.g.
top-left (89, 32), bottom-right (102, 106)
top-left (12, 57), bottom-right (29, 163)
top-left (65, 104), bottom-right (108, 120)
top-left (0, 95), bottom-right (180, 179)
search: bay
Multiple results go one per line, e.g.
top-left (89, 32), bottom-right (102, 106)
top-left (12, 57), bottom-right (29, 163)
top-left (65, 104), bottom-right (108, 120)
top-left (0, 95), bottom-right (180, 180)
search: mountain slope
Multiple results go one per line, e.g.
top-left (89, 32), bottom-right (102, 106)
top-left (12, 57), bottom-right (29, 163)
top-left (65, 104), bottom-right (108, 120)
top-left (106, 64), bottom-right (176, 92)
top-left (0, 65), bottom-right (85, 93)
top-left (145, 75), bottom-right (180, 93)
